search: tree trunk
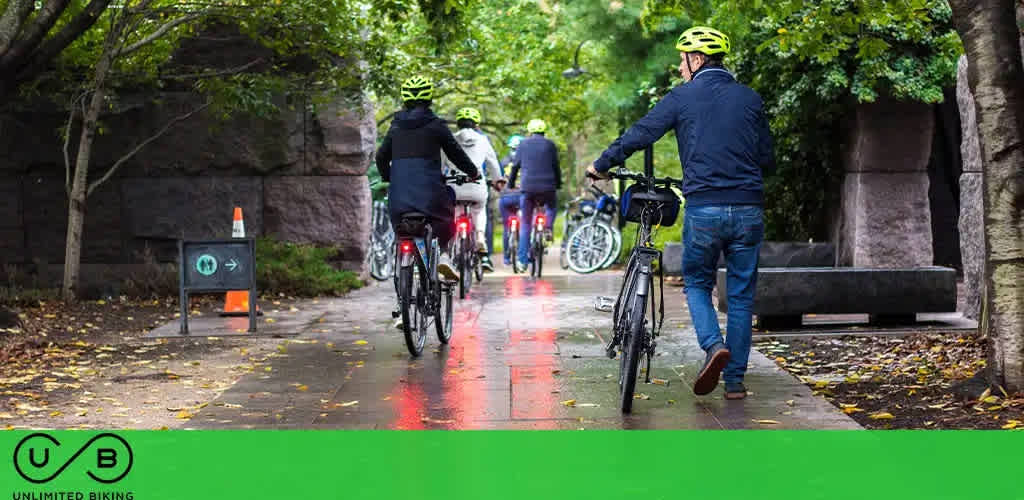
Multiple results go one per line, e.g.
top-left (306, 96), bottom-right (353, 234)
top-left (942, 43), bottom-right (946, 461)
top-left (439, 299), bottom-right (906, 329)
top-left (61, 48), bottom-right (113, 302)
top-left (950, 0), bottom-right (1024, 392)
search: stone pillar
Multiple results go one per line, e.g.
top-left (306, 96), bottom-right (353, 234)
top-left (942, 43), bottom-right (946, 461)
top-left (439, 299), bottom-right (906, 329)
top-left (956, 55), bottom-right (985, 320)
top-left (837, 96), bottom-right (935, 268)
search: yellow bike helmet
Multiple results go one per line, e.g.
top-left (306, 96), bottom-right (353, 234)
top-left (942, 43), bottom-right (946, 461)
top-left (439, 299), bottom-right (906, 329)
top-left (675, 26), bottom-right (730, 55)
top-left (455, 107), bottom-right (482, 124)
top-left (527, 119), bottom-right (547, 134)
top-left (401, 76), bottom-right (433, 102)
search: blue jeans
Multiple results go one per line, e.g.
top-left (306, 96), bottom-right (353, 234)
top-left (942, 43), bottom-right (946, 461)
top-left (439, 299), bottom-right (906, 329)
top-left (518, 191), bottom-right (557, 263)
top-left (498, 195), bottom-right (520, 262)
top-left (682, 205), bottom-right (764, 384)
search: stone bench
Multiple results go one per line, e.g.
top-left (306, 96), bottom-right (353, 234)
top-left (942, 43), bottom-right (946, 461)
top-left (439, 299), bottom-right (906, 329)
top-left (662, 241), bottom-right (835, 276)
top-left (715, 266), bottom-right (958, 329)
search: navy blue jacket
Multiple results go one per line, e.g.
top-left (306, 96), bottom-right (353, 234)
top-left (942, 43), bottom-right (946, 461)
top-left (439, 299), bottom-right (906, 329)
top-left (509, 134), bottom-right (561, 193)
top-left (376, 107), bottom-right (480, 227)
top-left (594, 67), bottom-right (775, 206)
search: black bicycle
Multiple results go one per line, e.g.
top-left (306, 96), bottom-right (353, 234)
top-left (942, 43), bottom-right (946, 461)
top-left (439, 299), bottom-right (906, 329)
top-left (522, 195), bottom-right (551, 278)
top-left (447, 174), bottom-right (485, 299)
top-left (590, 168), bottom-right (681, 413)
top-left (392, 212), bottom-right (454, 356)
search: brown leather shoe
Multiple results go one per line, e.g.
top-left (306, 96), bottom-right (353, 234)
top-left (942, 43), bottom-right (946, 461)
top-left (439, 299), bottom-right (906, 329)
top-left (693, 344), bottom-right (730, 395)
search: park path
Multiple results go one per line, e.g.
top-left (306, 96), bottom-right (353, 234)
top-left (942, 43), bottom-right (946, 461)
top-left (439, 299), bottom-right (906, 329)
top-left (177, 269), bottom-right (858, 429)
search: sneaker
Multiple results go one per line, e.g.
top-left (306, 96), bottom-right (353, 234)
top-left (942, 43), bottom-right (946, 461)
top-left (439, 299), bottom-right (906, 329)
top-left (481, 256), bottom-right (494, 272)
top-left (437, 252), bottom-right (458, 281)
top-left (693, 342), bottom-right (730, 396)
top-left (545, 229), bottom-right (554, 242)
top-left (503, 256), bottom-right (512, 266)
top-left (724, 382), bottom-right (747, 400)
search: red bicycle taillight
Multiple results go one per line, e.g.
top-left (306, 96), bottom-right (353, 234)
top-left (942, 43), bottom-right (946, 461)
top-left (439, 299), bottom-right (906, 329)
top-left (510, 217), bottom-right (518, 229)
top-left (400, 241), bottom-right (413, 254)
top-left (535, 215), bottom-right (546, 229)
top-left (458, 219), bottom-right (469, 231)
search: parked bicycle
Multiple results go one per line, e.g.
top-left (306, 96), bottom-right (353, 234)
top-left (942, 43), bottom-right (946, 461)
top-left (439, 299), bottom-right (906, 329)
top-left (392, 211), bottom-right (454, 357)
top-left (590, 168), bottom-right (682, 413)
top-left (563, 183), bottom-right (621, 274)
top-left (368, 198), bottom-right (396, 281)
top-left (448, 174), bottom-right (484, 299)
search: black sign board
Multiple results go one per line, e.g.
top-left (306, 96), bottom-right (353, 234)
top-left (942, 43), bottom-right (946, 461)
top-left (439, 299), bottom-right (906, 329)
top-left (178, 239), bottom-right (257, 334)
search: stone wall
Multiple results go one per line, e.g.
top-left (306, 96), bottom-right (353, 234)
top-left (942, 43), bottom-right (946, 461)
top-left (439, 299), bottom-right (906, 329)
top-left (836, 95), bottom-right (935, 268)
top-left (0, 91), bottom-right (376, 288)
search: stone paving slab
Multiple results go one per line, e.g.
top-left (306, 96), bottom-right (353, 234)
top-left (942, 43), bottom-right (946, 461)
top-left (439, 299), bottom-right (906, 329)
top-left (184, 274), bottom-right (860, 430)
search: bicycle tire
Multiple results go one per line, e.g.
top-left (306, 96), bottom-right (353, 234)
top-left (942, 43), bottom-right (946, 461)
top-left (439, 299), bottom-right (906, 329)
top-left (399, 265), bottom-right (425, 356)
top-left (457, 237), bottom-right (468, 300)
top-left (509, 235), bottom-right (519, 274)
top-left (601, 225), bottom-right (622, 269)
top-left (559, 213), bottom-right (572, 269)
top-left (436, 283), bottom-right (453, 344)
top-left (566, 223), bottom-right (614, 274)
top-left (536, 236), bottom-right (544, 277)
top-left (474, 258), bottom-right (483, 283)
top-left (369, 241), bottom-right (394, 281)
top-left (619, 290), bottom-right (646, 413)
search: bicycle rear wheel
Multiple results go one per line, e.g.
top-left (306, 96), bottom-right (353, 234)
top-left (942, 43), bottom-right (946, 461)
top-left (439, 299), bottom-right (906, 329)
top-left (399, 265), bottom-right (425, 357)
top-left (457, 237), bottom-right (468, 299)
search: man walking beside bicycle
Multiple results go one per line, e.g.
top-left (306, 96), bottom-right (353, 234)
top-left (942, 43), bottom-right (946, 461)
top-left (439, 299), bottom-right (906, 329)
top-left (587, 27), bottom-right (775, 400)
top-left (509, 119), bottom-right (562, 269)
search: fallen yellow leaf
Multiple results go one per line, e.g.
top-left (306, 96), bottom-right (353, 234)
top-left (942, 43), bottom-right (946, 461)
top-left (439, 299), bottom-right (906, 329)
top-left (354, 340), bottom-right (369, 345)
top-left (176, 410), bottom-right (193, 420)
top-left (339, 401), bottom-right (359, 407)
top-left (561, 399), bottom-right (577, 407)
top-left (49, 411), bottom-right (63, 417)
top-left (297, 385), bottom-right (309, 392)
top-left (869, 412), bottom-right (894, 420)
top-left (752, 419), bottom-right (780, 425)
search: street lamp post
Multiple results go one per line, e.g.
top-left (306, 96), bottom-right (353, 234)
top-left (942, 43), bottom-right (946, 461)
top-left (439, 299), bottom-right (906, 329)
top-left (562, 40), bottom-right (589, 79)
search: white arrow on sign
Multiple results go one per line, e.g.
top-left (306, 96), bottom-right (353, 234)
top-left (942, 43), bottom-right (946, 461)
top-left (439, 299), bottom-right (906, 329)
top-left (225, 258), bottom-right (239, 272)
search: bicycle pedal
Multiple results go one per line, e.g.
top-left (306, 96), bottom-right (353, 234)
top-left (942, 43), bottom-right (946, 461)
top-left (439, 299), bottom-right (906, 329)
top-left (605, 348), bottom-right (617, 359)
top-left (391, 310), bottom-right (400, 319)
top-left (594, 296), bottom-right (614, 312)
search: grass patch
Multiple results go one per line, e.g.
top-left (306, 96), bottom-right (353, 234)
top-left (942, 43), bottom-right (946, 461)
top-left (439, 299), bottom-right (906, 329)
top-left (255, 237), bottom-right (364, 297)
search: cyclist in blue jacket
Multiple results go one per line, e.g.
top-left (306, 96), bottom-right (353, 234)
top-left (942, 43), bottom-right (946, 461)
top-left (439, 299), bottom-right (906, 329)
top-left (509, 120), bottom-right (561, 267)
top-left (588, 27), bottom-right (775, 400)
top-left (376, 76), bottom-right (480, 281)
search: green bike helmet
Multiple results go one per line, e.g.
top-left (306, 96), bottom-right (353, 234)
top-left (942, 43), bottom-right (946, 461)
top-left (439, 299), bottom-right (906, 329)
top-left (675, 26), bottom-right (730, 55)
top-left (401, 76), bottom-right (433, 102)
top-left (455, 107), bottom-right (482, 124)
top-left (507, 135), bottom-right (524, 148)
top-left (527, 119), bottom-right (547, 134)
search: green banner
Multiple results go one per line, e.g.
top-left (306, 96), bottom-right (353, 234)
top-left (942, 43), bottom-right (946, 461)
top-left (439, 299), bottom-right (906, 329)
top-left (2, 431), bottom-right (1021, 500)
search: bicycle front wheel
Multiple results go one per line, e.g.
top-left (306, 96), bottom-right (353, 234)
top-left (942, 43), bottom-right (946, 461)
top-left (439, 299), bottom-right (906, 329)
top-left (567, 223), bottom-right (614, 274)
top-left (457, 237), bottom-right (468, 300)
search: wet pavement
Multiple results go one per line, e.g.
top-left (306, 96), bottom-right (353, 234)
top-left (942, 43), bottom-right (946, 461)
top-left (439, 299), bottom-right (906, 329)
top-left (187, 272), bottom-right (860, 430)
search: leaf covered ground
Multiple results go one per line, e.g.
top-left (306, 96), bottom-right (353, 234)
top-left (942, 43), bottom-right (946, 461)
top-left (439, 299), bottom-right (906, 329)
top-left (756, 334), bottom-right (1024, 430)
top-left (0, 295), bottom-right (308, 430)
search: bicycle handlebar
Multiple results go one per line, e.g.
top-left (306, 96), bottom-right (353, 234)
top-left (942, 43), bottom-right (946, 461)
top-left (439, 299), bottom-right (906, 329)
top-left (587, 168), bottom-right (681, 188)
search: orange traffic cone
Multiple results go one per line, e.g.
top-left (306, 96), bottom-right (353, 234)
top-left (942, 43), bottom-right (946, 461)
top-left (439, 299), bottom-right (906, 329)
top-left (220, 207), bottom-right (261, 317)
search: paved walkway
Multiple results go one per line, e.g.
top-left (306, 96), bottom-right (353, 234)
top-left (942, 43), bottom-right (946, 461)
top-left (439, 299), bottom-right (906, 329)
top-left (176, 272), bottom-right (859, 429)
